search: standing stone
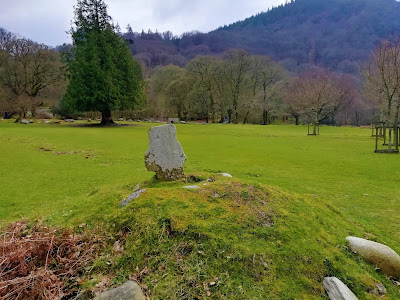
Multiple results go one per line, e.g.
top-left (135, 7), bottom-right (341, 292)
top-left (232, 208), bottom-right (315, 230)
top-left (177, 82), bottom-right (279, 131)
top-left (323, 277), bottom-right (358, 300)
top-left (346, 236), bottom-right (400, 277)
top-left (94, 281), bottom-right (145, 300)
top-left (145, 124), bottom-right (186, 181)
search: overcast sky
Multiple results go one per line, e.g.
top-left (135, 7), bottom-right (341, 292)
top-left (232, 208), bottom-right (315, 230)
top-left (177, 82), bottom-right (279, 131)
top-left (0, 0), bottom-right (287, 46)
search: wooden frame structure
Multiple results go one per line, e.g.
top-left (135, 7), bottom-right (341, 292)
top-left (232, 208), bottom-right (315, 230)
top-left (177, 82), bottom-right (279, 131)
top-left (375, 125), bottom-right (399, 154)
top-left (371, 121), bottom-right (386, 137)
top-left (308, 123), bottom-right (320, 136)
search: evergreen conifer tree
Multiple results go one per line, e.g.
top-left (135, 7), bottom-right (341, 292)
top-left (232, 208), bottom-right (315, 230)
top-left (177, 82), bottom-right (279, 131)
top-left (63, 0), bottom-right (145, 125)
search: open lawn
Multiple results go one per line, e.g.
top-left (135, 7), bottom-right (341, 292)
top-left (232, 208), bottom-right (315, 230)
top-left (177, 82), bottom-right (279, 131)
top-left (0, 121), bottom-right (399, 299)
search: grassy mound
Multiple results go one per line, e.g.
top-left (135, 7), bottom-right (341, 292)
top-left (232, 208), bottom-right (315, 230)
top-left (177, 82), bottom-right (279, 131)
top-left (83, 176), bottom-right (399, 299)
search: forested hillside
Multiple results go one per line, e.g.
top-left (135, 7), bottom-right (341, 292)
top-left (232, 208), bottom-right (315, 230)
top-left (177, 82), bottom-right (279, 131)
top-left (127, 0), bottom-right (400, 75)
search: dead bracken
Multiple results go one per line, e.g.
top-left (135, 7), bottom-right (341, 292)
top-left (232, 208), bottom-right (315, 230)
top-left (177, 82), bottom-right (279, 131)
top-left (0, 222), bottom-right (102, 300)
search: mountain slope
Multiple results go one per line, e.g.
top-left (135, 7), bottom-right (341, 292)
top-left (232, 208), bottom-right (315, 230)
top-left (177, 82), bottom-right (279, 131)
top-left (130, 0), bottom-right (400, 74)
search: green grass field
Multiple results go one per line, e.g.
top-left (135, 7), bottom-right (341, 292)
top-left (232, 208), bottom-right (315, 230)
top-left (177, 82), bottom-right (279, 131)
top-left (0, 121), bottom-right (399, 299)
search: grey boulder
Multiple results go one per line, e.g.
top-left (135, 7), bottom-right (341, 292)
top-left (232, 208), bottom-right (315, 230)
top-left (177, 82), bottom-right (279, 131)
top-left (145, 124), bottom-right (186, 181)
top-left (94, 281), bottom-right (145, 300)
top-left (346, 236), bottom-right (400, 277)
top-left (323, 277), bottom-right (358, 300)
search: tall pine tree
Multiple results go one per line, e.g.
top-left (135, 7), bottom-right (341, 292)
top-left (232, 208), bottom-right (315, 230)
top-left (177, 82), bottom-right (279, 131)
top-left (63, 0), bottom-right (145, 125)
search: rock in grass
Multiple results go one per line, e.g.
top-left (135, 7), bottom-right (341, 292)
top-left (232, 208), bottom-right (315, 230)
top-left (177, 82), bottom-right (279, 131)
top-left (346, 236), bottom-right (400, 277)
top-left (370, 283), bottom-right (387, 296)
top-left (323, 277), bottom-right (358, 300)
top-left (94, 281), bottom-right (145, 300)
top-left (120, 189), bottom-right (146, 207)
top-left (145, 124), bottom-right (186, 181)
top-left (21, 119), bottom-right (29, 124)
top-left (220, 173), bottom-right (233, 178)
top-left (183, 185), bottom-right (199, 190)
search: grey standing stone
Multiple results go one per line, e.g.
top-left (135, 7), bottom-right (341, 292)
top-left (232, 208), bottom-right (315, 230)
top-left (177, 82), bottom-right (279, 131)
top-left (120, 189), bottom-right (146, 207)
top-left (346, 236), bottom-right (400, 277)
top-left (145, 124), bottom-right (186, 181)
top-left (94, 281), bottom-right (145, 300)
top-left (323, 277), bottom-right (358, 300)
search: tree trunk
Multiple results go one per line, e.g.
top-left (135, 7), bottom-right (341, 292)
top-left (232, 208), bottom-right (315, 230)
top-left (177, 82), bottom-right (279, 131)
top-left (295, 115), bottom-right (300, 125)
top-left (234, 111), bottom-right (239, 124)
top-left (101, 108), bottom-right (114, 125)
top-left (243, 110), bottom-right (250, 124)
top-left (227, 109), bottom-right (232, 123)
top-left (262, 110), bottom-right (268, 125)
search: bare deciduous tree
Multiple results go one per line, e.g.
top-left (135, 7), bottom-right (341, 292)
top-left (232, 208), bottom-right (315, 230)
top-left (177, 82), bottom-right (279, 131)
top-left (286, 68), bottom-right (356, 134)
top-left (249, 55), bottom-right (287, 125)
top-left (222, 49), bottom-right (251, 124)
top-left (363, 38), bottom-right (400, 148)
top-left (0, 29), bottom-right (63, 118)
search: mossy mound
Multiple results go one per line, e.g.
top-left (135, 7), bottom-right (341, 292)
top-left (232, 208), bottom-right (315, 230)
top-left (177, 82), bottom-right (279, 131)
top-left (86, 177), bottom-right (399, 299)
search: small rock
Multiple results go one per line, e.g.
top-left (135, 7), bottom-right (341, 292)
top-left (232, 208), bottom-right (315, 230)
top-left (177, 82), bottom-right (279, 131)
top-left (118, 118), bottom-right (124, 121)
top-left (371, 283), bottom-right (386, 296)
top-left (87, 118), bottom-right (92, 122)
top-left (21, 119), bottom-right (29, 124)
top-left (66, 119), bottom-right (74, 123)
top-left (209, 282), bottom-right (216, 286)
top-left (346, 236), bottom-right (400, 278)
top-left (376, 283), bottom-right (386, 295)
top-left (323, 277), bottom-right (358, 300)
top-left (94, 281), bottom-right (145, 300)
top-left (145, 124), bottom-right (187, 181)
top-left (127, 119), bottom-right (134, 122)
top-left (113, 241), bottom-right (124, 254)
top-left (213, 193), bottom-right (220, 198)
top-left (120, 189), bottom-right (146, 207)
top-left (183, 185), bottom-right (199, 190)
top-left (220, 173), bottom-right (233, 178)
